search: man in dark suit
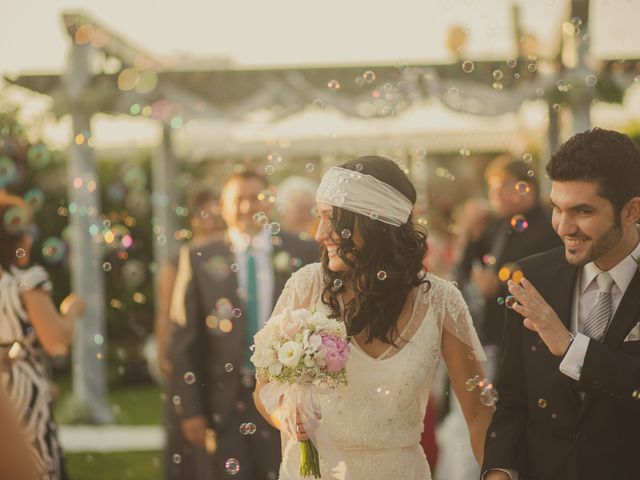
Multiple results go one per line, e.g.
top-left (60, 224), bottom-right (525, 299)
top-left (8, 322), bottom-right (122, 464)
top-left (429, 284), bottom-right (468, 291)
top-left (483, 128), bottom-right (640, 480)
top-left (457, 157), bottom-right (562, 374)
top-left (169, 171), bottom-right (318, 479)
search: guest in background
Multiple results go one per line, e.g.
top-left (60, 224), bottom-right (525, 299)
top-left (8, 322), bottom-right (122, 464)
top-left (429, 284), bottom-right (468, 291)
top-left (457, 156), bottom-right (561, 375)
top-left (438, 158), bottom-right (560, 480)
top-left (156, 187), bottom-right (225, 480)
top-left (0, 196), bottom-right (85, 480)
top-left (169, 170), bottom-right (317, 479)
top-left (155, 188), bottom-right (226, 380)
top-left (276, 175), bottom-right (318, 241)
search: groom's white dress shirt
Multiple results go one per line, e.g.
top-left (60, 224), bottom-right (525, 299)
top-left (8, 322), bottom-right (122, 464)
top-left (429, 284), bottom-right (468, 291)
top-left (229, 228), bottom-right (275, 329)
top-left (560, 239), bottom-right (640, 380)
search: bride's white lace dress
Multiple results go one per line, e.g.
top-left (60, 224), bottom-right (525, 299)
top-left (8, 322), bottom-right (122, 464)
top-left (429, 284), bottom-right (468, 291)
top-left (268, 263), bottom-right (485, 480)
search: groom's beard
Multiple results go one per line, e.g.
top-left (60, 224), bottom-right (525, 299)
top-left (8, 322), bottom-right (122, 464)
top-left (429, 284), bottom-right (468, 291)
top-left (564, 222), bottom-right (622, 266)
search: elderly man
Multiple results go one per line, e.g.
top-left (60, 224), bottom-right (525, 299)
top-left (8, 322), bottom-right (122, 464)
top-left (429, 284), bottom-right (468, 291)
top-left (276, 176), bottom-right (318, 241)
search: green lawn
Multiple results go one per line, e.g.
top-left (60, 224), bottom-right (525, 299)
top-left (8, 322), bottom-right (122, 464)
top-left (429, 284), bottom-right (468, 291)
top-left (55, 377), bottom-right (165, 479)
top-left (66, 451), bottom-right (161, 480)
top-left (55, 375), bottom-right (163, 425)
top-left (109, 383), bottom-right (164, 425)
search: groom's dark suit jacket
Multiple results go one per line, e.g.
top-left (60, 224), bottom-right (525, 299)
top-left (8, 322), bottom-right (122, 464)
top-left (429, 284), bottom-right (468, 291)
top-left (170, 232), bottom-right (317, 430)
top-left (483, 247), bottom-right (640, 480)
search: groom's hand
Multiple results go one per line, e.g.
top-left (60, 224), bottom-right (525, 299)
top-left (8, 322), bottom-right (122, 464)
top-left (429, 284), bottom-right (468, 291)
top-left (508, 277), bottom-right (573, 356)
top-left (181, 415), bottom-right (208, 449)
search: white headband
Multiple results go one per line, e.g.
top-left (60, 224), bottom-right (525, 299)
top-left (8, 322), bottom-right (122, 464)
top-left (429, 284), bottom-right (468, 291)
top-left (316, 167), bottom-right (413, 227)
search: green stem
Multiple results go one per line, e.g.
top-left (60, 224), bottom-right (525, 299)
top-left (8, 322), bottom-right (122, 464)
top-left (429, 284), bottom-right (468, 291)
top-left (299, 439), bottom-right (321, 478)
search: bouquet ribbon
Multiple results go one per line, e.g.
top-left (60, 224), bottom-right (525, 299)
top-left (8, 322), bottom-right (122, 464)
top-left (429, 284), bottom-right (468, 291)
top-left (261, 383), bottom-right (349, 480)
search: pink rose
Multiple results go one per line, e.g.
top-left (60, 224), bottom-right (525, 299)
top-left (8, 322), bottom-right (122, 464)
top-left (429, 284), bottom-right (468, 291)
top-left (320, 333), bottom-right (349, 372)
top-left (280, 309), bottom-right (310, 339)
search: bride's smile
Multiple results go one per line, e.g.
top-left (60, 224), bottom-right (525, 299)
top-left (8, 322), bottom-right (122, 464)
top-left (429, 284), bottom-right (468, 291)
top-left (314, 201), bottom-right (363, 273)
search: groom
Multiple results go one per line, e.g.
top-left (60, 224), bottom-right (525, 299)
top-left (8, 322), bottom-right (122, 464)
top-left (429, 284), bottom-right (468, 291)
top-left (483, 128), bottom-right (640, 480)
top-left (169, 170), bottom-right (317, 479)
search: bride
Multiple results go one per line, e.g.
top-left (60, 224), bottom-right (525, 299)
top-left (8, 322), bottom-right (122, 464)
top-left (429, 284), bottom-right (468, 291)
top-left (254, 156), bottom-right (493, 479)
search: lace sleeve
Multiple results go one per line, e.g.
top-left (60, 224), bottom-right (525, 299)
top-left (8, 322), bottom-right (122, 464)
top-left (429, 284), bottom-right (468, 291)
top-left (270, 263), bottom-right (322, 319)
top-left (442, 282), bottom-right (486, 362)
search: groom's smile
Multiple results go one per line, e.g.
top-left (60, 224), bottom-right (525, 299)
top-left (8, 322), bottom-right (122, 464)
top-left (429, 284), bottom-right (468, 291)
top-left (550, 180), bottom-right (629, 269)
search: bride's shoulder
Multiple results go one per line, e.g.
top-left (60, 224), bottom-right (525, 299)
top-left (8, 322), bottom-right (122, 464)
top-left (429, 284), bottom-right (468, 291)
top-left (420, 272), bottom-right (463, 300)
top-left (422, 272), bottom-right (452, 289)
top-left (288, 262), bottom-right (323, 287)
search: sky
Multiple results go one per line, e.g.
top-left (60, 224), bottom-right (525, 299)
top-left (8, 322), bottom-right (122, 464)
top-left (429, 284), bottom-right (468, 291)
top-left (1, 0), bottom-right (639, 149)
top-left (2, 0), bottom-right (640, 76)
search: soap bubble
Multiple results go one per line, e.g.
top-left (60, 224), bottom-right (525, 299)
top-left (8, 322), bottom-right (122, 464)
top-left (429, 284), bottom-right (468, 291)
top-left (515, 181), bottom-right (530, 195)
top-left (225, 458), bottom-right (240, 475)
top-left (510, 214), bottom-right (529, 233)
top-left (479, 384), bottom-right (499, 406)
top-left (363, 70), bottom-right (376, 83)
top-left (239, 422), bottom-right (257, 435)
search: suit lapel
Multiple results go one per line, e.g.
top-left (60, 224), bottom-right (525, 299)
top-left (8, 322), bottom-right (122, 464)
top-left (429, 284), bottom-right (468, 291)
top-left (546, 258), bottom-right (581, 406)
top-left (219, 235), bottom-right (243, 313)
top-left (548, 259), bottom-right (579, 333)
top-left (603, 269), bottom-right (640, 347)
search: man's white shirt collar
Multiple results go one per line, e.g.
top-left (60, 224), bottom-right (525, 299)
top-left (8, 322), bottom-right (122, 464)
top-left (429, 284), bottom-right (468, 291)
top-left (580, 237), bottom-right (640, 295)
top-left (228, 227), bottom-right (273, 254)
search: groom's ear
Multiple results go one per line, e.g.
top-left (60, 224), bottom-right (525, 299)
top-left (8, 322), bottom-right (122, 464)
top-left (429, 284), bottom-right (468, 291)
top-left (621, 197), bottom-right (640, 226)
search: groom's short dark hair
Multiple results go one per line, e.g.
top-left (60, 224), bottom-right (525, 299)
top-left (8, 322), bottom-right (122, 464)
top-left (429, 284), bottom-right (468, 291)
top-left (546, 128), bottom-right (640, 216)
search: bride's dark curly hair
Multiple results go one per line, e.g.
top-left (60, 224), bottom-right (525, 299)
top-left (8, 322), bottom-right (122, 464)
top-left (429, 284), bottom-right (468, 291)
top-left (320, 156), bottom-right (429, 345)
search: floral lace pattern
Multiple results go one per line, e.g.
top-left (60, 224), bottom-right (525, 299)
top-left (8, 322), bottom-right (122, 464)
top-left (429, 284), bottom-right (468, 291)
top-left (271, 263), bottom-right (484, 480)
top-left (315, 167), bottom-right (413, 227)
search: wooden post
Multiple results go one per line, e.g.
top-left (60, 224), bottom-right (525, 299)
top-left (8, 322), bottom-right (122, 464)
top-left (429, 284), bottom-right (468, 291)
top-left (151, 122), bottom-right (179, 306)
top-left (63, 40), bottom-right (112, 423)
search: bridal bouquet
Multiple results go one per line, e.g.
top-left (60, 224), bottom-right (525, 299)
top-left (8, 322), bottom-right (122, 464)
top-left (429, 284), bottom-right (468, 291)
top-left (251, 308), bottom-right (349, 479)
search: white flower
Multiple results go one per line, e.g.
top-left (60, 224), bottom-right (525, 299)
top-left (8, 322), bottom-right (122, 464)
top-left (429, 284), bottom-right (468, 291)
top-left (291, 309), bottom-right (312, 323)
top-left (309, 311), bottom-right (334, 331)
top-left (268, 361), bottom-right (283, 376)
top-left (263, 313), bottom-right (285, 329)
top-left (305, 333), bottom-right (322, 353)
top-left (277, 341), bottom-right (303, 367)
top-left (250, 347), bottom-right (277, 369)
top-left (304, 354), bottom-right (316, 367)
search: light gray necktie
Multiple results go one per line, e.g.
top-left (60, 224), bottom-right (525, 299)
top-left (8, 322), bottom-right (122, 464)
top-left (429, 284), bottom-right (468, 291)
top-left (582, 272), bottom-right (615, 342)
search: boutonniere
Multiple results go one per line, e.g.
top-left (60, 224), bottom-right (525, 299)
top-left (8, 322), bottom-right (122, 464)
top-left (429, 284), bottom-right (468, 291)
top-left (273, 251), bottom-right (292, 274)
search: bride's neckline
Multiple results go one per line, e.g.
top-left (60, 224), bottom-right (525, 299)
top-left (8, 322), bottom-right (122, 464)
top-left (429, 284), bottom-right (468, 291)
top-left (340, 287), bottom-right (421, 361)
